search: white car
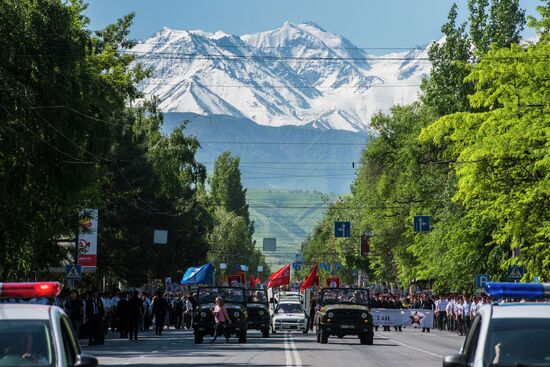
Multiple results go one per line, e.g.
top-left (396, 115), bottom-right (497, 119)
top-left (443, 282), bottom-right (550, 367)
top-left (271, 300), bottom-right (308, 333)
top-left (0, 282), bottom-right (98, 367)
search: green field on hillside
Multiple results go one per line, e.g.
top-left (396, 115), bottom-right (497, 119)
top-left (247, 189), bottom-right (337, 269)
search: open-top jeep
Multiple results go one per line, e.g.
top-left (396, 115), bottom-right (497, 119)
top-left (246, 289), bottom-right (270, 338)
top-left (315, 287), bottom-right (373, 345)
top-left (193, 286), bottom-right (248, 344)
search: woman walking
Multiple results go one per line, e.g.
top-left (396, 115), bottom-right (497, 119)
top-left (210, 297), bottom-right (231, 344)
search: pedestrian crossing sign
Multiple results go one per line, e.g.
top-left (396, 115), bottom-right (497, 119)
top-left (507, 265), bottom-right (524, 281)
top-left (66, 264), bottom-right (81, 280)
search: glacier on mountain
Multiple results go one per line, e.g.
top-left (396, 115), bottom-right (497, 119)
top-left (131, 22), bottom-right (433, 132)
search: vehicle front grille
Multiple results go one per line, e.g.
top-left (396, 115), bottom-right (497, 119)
top-left (331, 310), bottom-right (364, 323)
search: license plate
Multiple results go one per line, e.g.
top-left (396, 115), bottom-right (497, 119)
top-left (340, 325), bottom-right (355, 329)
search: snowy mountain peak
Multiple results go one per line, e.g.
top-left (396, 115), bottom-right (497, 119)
top-left (134, 22), bottom-right (432, 131)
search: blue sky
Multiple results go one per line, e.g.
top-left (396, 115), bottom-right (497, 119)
top-left (85, 0), bottom-right (541, 53)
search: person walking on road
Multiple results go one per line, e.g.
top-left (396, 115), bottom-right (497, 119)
top-left (85, 290), bottom-right (105, 346)
top-left (151, 292), bottom-right (169, 335)
top-left (210, 296), bottom-right (231, 344)
top-left (64, 290), bottom-right (84, 338)
top-left (117, 293), bottom-right (129, 339)
top-left (128, 290), bottom-right (144, 340)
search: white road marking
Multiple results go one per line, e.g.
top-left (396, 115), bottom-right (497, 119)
top-left (289, 334), bottom-right (303, 367)
top-left (284, 333), bottom-right (303, 367)
top-left (284, 334), bottom-right (294, 367)
top-left (375, 333), bottom-right (443, 358)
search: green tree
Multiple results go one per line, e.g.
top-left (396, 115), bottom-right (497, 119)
top-left (422, 3), bottom-right (473, 116)
top-left (0, 0), bottom-right (144, 278)
top-left (420, 13), bottom-right (550, 280)
top-left (209, 151), bottom-right (251, 230)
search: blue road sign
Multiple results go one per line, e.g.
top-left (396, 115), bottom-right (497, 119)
top-left (533, 276), bottom-right (540, 284)
top-left (66, 264), bottom-right (81, 280)
top-left (507, 265), bottom-right (524, 281)
top-left (334, 262), bottom-right (341, 271)
top-left (413, 216), bottom-right (431, 232)
top-left (475, 274), bottom-right (491, 289)
top-left (334, 221), bottom-right (351, 238)
top-left (292, 263), bottom-right (301, 271)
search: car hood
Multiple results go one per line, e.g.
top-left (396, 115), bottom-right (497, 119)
top-left (321, 304), bottom-right (369, 312)
top-left (247, 303), bottom-right (268, 309)
top-left (273, 313), bottom-right (306, 320)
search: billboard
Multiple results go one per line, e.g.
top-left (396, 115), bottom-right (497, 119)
top-left (78, 209), bottom-right (98, 269)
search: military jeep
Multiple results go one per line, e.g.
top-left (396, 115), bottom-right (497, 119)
top-left (245, 289), bottom-right (270, 338)
top-left (193, 286), bottom-right (248, 344)
top-left (315, 287), bottom-right (373, 345)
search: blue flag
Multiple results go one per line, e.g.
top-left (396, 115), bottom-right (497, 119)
top-left (181, 263), bottom-right (214, 285)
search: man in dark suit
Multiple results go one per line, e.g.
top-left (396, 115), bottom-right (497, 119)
top-left (117, 293), bottom-right (129, 339)
top-left (128, 291), bottom-right (144, 340)
top-left (85, 290), bottom-right (105, 346)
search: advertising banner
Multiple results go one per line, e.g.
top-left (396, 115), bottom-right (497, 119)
top-left (371, 308), bottom-right (434, 329)
top-left (78, 209), bottom-right (98, 269)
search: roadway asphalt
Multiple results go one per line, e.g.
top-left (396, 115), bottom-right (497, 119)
top-left (83, 327), bottom-right (463, 367)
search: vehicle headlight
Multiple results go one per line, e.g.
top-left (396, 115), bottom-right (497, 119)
top-left (200, 311), bottom-right (207, 318)
top-left (234, 311), bottom-right (240, 318)
top-left (327, 312), bottom-right (334, 318)
top-left (259, 310), bottom-right (265, 316)
top-left (361, 313), bottom-right (368, 319)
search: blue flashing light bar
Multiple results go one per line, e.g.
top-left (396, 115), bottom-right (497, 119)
top-left (484, 282), bottom-right (550, 299)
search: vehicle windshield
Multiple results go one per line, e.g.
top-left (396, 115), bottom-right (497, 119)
top-left (321, 288), bottom-right (370, 305)
top-left (276, 303), bottom-right (303, 314)
top-left (246, 290), bottom-right (268, 303)
top-left (485, 318), bottom-right (550, 366)
top-left (197, 287), bottom-right (245, 304)
top-left (0, 320), bottom-right (54, 367)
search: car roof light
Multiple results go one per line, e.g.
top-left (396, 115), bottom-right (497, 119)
top-left (484, 282), bottom-right (550, 299)
top-left (0, 282), bottom-right (61, 298)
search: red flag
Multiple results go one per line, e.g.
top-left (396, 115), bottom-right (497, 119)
top-left (249, 274), bottom-right (256, 289)
top-left (300, 262), bottom-right (318, 290)
top-left (255, 276), bottom-right (260, 285)
top-left (267, 264), bottom-right (290, 288)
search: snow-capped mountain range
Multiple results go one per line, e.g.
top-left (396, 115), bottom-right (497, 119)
top-left (132, 22), bottom-right (433, 132)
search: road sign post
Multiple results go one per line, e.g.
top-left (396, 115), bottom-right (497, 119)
top-left (334, 221), bottom-right (351, 238)
top-left (66, 264), bottom-right (82, 281)
top-left (507, 265), bottom-right (524, 281)
top-left (413, 216), bottom-right (431, 232)
top-left (475, 274), bottom-right (491, 289)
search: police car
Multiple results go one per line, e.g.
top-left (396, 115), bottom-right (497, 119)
top-left (0, 282), bottom-right (98, 367)
top-left (443, 282), bottom-right (550, 367)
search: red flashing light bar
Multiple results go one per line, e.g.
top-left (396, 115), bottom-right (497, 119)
top-left (0, 282), bottom-right (61, 298)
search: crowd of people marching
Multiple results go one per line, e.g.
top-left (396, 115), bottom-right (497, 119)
top-left (4, 284), bottom-right (542, 344)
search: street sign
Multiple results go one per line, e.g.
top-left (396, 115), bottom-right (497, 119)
top-left (219, 263), bottom-right (227, 270)
top-left (334, 221), bottom-right (351, 238)
top-left (413, 216), bottom-right (431, 232)
top-left (507, 265), bottom-right (524, 280)
top-left (257, 265), bottom-right (263, 273)
top-left (533, 276), bottom-right (540, 283)
top-left (65, 264), bottom-right (81, 280)
top-left (334, 262), bottom-right (341, 271)
top-left (240, 265), bottom-right (249, 272)
top-left (292, 263), bottom-right (301, 271)
top-left (475, 274), bottom-right (491, 289)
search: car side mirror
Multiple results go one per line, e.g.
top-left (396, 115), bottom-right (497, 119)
top-left (75, 354), bottom-right (99, 367)
top-left (442, 354), bottom-right (467, 367)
